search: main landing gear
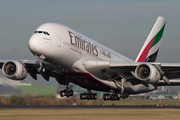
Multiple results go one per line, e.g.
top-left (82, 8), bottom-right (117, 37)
top-left (60, 89), bottom-right (74, 97)
top-left (103, 91), bottom-right (129, 101)
top-left (80, 90), bottom-right (97, 100)
top-left (60, 80), bottom-right (74, 97)
top-left (103, 73), bottom-right (129, 101)
top-left (103, 92), bottom-right (121, 101)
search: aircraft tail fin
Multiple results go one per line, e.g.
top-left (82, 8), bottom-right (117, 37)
top-left (135, 16), bottom-right (166, 62)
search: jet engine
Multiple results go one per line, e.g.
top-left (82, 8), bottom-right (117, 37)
top-left (135, 63), bottom-right (161, 84)
top-left (2, 61), bottom-right (27, 80)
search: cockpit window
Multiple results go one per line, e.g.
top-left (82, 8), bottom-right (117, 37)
top-left (43, 31), bottom-right (47, 35)
top-left (46, 32), bottom-right (50, 35)
top-left (34, 31), bottom-right (50, 36)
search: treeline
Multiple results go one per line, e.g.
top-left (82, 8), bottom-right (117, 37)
top-left (0, 96), bottom-right (104, 106)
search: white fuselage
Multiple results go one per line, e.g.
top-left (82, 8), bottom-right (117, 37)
top-left (28, 23), bottom-right (156, 93)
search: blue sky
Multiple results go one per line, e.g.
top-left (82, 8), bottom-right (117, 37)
top-left (0, 0), bottom-right (180, 85)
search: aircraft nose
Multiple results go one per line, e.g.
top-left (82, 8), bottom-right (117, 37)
top-left (28, 34), bottom-right (41, 55)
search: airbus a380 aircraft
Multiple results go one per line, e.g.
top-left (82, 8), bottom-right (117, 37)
top-left (1, 16), bottom-right (180, 101)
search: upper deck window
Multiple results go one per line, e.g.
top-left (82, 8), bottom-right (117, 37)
top-left (34, 31), bottom-right (50, 36)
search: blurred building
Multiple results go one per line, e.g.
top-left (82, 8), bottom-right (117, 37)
top-left (0, 78), bottom-right (31, 97)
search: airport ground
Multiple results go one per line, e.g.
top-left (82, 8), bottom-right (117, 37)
top-left (0, 108), bottom-right (180, 120)
top-left (1, 95), bottom-right (180, 106)
top-left (1, 96), bottom-right (180, 119)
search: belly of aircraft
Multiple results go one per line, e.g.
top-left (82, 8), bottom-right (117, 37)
top-left (61, 72), bottom-right (112, 92)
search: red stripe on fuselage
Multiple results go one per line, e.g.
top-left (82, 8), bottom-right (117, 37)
top-left (61, 72), bottom-right (111, 92)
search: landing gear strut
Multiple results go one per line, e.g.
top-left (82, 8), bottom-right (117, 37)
top-left (37, 55), bottom-right (46, 73)
top-left (60, 80), bottom-right (74, 97)
top-left (80, 90), bottom-right (97, 100)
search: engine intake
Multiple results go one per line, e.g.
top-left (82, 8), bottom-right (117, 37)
top-left (2, 61), bottom-right (27, 80)
top-left (135, 63), bottom-right (161, 84)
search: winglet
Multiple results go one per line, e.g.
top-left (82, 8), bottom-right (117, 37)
top-left (135, 16), bottom-right (166, 62)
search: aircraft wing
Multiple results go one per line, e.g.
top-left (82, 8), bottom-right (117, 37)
top-left (110, 62), bottom-right (180, 79)
top-left (83, 60), bottom-right (180, 85)
top-left (0, 59), bottom-right (67, 85)
top-left (1, 59), bottom-right (180, 87)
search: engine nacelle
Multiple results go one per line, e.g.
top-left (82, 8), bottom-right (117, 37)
top-left (2, 61), bottom-right (27, 80)
top-left (135, 63), bottom-right (161, 84)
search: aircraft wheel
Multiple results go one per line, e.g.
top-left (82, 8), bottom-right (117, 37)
top-left (122, 92), bottom-right (128, 99)
top-left (66, 91), bottom-right (70, 97)
top-left (60, 90), bottom-right (65, 97)
top-left (80, 93), bottom-right (83, 100)
top-left (110, 95), bottom-right (115, 101)
top-left (114, 95), bottom-right (117, 100)
top-left (70, 90), bottom-right (73, 96)
top-left (90, 94), bottom-right (94, 100)
top-left (103, 94), bottom-right (106, 101)
top-left (124, 91), bottom-right (129, 98)
top-left (84, 93), bottom-right (87, 99)
top-left (115, 93), bottom-right (121, 100)
top-left (93, 93), bottom-right (97, 100)
top-left (87, 94), bottom-right (91, 100)
top-left (103, 94), bottom-right (108, 101)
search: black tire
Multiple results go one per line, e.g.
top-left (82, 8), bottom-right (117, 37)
top-left (115, 93), bottom-right (121, 100)
top-left (60, 90), bottom-right (65, 97)
top-left (87, 94), bottom-right (91, 100)
top-left (90, 94), bottom-right (94, 100)
top-left (93, 93), bottom-right (97, 100)
top-left (122, 93), bottom-right (126, 99)
top-left (106, 94), bottom-right (110, 100)
top-left (103, 94), bottom-right (106, 101)
top-left (103, 94), bottom-right (109, 101)
top-left (110, 95), bottom-right (115, 101)
top-left (66, 91), bottom-right (70, 97)
top-left (70, 90), bottom-right (73, 96)
top-left (82, 93), bottom-right (86, 99)
top-left (80, 93), bottom-right (83, 100)
top-left (125, 91), bottom-right (129, 98)
top-left (114, 95), bottom-right (117, 100)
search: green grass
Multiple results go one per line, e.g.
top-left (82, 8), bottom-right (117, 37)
top-left (18, 84), bottom-right (58, 96)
